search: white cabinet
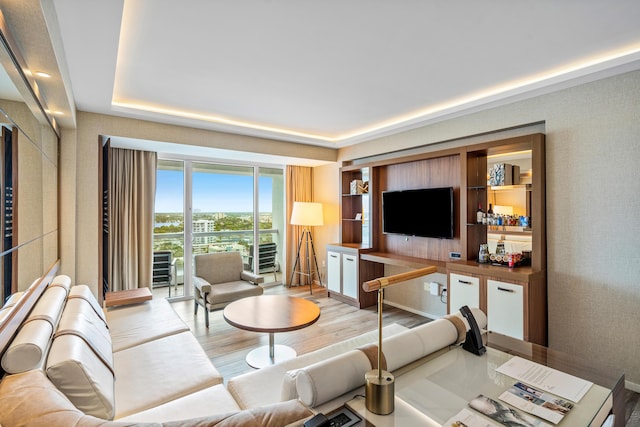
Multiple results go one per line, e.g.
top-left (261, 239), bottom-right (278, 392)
top-left (327, 251), bottom-right (341, 293)
top-left (449, 273), bottom-right (480, 312)
top-left (342, 254), bottom-right (358, 298)
top-left (326, 250), bottom-right (358, 300)
top-left (326, 244), bottom-right (383, 308)
top-left (487, 279), bottom-right (524, 340)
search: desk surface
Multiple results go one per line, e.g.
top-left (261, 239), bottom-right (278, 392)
top-left (342, 333), bottom-right (623, 427)
top-left (223, 295), bottom-right (320, 333)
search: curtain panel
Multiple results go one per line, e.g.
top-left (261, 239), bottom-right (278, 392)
top-left (286, 165), bottom-right (313, 287)
top-left (108, 148), bottom-right (157, 291)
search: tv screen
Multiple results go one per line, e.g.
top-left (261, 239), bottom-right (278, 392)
top-left (382, 187), bottom-right (454, 239)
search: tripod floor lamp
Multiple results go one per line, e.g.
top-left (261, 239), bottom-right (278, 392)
top-left (289, 201), bottom-right (323, 294)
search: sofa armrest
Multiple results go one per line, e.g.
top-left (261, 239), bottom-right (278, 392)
top-left (193, 276), bottom-right (212, 294)
top-left (241, 271), bottom-right (265, 284)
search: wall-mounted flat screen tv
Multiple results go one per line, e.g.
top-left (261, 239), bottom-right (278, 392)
top-left (382, 187), bottom-right (454, 239)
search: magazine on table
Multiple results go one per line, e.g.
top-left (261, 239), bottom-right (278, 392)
top-left (499, 382), bottom-right (574, 424)
top-left (468, 394), bottom-right (552, 427)
top-left (495, 356), bottom-right (592, 403)
top-left (444, 408), bottom-right (501, 427)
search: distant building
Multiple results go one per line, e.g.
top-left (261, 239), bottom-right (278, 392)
top-left (193, 219), bottom-right (216, 245)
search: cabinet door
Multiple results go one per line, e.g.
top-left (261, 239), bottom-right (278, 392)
top-left (342, 254), bottom-right (358, 298)
top-left (487, 279), bottom-right (524, 340)
top-left (449, 273), bottom-right (480, 313)
top-left (327, 251), bottom-right (341, 292)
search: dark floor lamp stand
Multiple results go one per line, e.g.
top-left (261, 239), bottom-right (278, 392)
top-left (289, 228), bottom-right (322, 294)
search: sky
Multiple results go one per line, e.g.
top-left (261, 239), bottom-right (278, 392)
top-left (155, 169), bottom-right (274, 213)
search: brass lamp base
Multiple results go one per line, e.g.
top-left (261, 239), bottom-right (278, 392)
top-left (365, 369), bottom-right (395, 415)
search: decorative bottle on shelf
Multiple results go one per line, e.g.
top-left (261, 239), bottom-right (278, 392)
top-left (476, 204), bottom-right (484, 224)
top-left (487, 204), bottom-right (494, 225)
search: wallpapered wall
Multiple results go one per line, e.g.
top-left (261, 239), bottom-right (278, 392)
top-left (324, 70), bottom-right (640, 389)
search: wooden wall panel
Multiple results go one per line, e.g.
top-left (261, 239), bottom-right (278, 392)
top-left (377, 155), bottom-right (462, 262)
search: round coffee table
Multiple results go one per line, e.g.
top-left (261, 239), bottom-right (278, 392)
top-left (223, 295), bottom-right (321, 368)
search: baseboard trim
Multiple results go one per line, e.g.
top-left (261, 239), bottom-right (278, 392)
top-left (626, 379), bottom-right (640, 393)
top-left (384, 300), bottom-right (444, 321)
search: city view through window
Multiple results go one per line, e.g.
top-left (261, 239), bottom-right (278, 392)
top-left (152, 160), bottom-right (284, 297)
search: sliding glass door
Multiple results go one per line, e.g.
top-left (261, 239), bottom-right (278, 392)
top-left (153, 160), bottom-right (186, 298)
top-left (153, 159), bottom-right (284, 300)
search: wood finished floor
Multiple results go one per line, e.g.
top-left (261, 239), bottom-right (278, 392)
top-left (163, 284), bottom-right (640, 426)
top-left (166, 283), bottom-right (429, 383)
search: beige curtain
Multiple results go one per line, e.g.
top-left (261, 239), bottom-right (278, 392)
top-left (108, 148), bottom-right (157, 291)
top-left (286, 165), bottom-right (313, 287)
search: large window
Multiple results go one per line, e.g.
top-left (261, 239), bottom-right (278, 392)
top-left (153, 160), bottom-right (185, 298)
top-left (153, 159), bottom-right (284, 300)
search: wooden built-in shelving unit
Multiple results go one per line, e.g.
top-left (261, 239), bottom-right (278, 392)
top-left (330, 133), bottom-right (547, 345)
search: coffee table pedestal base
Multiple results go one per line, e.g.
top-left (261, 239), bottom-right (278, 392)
top-left (246, 344), bottom-right (296, 368)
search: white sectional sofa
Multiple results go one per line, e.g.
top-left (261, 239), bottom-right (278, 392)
top-left (0, 274), bottom-right (486, 426)
top-left (0, 276), bottom-right (311, 426)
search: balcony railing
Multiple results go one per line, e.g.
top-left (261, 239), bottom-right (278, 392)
top-left (153, 228), bottom-right (281, 287)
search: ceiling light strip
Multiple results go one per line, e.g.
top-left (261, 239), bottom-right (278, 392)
top-left (114, 44), bottom-right (640, 145)
top-left (111, 100), bottom-right (338, 143)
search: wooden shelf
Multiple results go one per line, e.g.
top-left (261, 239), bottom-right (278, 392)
top-left (361, 252), bottom-right (447, 273)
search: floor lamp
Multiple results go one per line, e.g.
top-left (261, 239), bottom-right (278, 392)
top-left (289, 202), bottom-right (323, 294)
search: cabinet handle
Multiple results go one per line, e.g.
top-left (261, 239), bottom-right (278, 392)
top-left (497, 287), bottom-right (514, 293)
top-left (459, 280), bottom-right (472, 285)
top-left (345, 257), bottom-right (355, 262)
top-left (329, 254), bottom-right (338, 259)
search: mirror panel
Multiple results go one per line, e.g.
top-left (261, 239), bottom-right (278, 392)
top-left (0, 34), bottom-right (59, 301)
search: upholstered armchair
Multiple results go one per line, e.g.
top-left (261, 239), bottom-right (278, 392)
top-left (193, 251), bottom-right (264, 327)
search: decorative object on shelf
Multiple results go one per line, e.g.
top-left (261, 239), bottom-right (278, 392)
top-left (488, 163), bottom-right (520, 186)
top-left (478, 244), bottom-right (489, 263)
top-left (355, 213), bottom-right (362, 220)
top-left (362, 266), bottom-right (438, 415)
top-left (350, 180), bottom-right (368, 195)
top-left (487, 251), bottom-right (530, 267)
top-left (289, 202), bottom-right (324, 294)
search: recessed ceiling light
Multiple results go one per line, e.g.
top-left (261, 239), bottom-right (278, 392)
top-left (35, 71), bottom-right (51, 78)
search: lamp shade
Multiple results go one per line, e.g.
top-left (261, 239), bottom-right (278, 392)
top-left (290, 202), bottom-right (324, 226)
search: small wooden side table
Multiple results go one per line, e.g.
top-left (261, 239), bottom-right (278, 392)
top-left (104, 287), bottom-right (152, 308)
top-left (223, 295), bottom-right (320, 368)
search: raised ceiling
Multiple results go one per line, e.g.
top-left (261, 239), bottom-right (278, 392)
top-left (11, 1), bottom-right (640, 147)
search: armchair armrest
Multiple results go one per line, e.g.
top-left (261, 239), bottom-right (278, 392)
top-left (193, 276), bottom-right (212, 294)
top-left (241, 271), bottom-right (265, 284)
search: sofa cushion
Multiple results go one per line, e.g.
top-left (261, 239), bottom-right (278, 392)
top-left (0, 291), bottom-right (24, 322)
top-left (113, 331), bottom-right (224, 418)
top-left (46, 334), bottom-right (116, 419)
top-left (50, 274), bottom-right (72, 293)
top-left (55, 298), bottom-right (114, 370)
top-left (296, 349), bottom-right (372, 408)
top-left (178, 399), bottom-right (313, 427)
top-left (1, 283), bottom-right (69, 373)
top-left (0, 370), bottom-right (108, 427)
top-left (116, 384), bottom-right (241, 422)
top-left (383, 318), bottom-right (457, 371)
top-left (107, 298), bottom-right (190, 352)
top-left (227, 322), bottom-right (408, 409)
top-left (0, 370), bottom-right (312, 427)
top-left (68, 284), bottom-right (107, 324)
top-left (25, 284), bottom-right (67, 326)
top-left (1, 319), bottom-right (53, 373)
top-left (293, 308), bottom-right (489, 408)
